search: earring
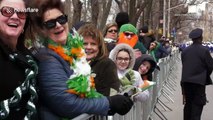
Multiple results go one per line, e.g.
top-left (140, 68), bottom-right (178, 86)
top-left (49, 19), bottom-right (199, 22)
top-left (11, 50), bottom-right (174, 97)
top-left (22, 29), bottom-right (24, 33)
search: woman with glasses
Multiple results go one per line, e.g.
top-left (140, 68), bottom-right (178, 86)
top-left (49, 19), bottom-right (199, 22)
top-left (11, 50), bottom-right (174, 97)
top-left (33, 0), bottom-right (133, 119)
top-left (117, 24), bottom-right (147, 59)
top-left (109, 43), bottom-right (149, 102)
top-left (102, 22), bottom-right (118, 52)
top-left (0, 0), bottom-right (38, 119)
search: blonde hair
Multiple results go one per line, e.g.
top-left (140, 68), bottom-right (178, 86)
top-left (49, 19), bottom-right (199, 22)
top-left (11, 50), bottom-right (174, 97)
top-left (102, 22), bottom-right (118, 37)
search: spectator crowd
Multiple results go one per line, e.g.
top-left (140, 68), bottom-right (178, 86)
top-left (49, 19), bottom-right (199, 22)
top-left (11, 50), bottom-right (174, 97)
top-left (0, 0), bottom-right (202, 120)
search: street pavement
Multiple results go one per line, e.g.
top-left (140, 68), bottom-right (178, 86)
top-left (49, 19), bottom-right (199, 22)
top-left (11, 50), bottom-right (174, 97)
top-left (151, 58), bottom-right (213, 120)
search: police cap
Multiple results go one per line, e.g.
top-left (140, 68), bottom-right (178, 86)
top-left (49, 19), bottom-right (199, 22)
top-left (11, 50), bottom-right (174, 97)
top-left (189, 28), bottom-right (203, 39)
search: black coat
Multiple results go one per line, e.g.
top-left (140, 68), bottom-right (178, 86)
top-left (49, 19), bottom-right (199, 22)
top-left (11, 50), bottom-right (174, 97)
top-left (0, 40), bottom-right (37, 120)
top-left (139, 35), bottom-right (154, 50)
top-left (90, 57), bottom-right (120, 96)
top-left (181, 42), bottom-right (213, 85)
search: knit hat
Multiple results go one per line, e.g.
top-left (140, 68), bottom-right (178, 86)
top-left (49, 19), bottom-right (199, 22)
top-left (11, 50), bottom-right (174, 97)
top-left (115, 12), bottom-right (130, 29)
top-left (119, 24), bottom-right (137, 35)
top-left (140, 26), bottom-right (148, 33)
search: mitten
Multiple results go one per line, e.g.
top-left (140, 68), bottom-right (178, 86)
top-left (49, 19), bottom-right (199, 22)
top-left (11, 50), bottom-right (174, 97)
top-left (107, 94), bottom-right (133, 115)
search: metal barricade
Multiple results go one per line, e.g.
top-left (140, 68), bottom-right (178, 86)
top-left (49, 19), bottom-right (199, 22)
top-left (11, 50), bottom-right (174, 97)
top-left (72, 50), bottom-right (180, 120)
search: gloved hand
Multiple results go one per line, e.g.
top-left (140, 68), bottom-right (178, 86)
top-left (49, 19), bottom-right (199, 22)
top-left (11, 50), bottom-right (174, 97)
top-left (107, 94), bottom-right (133, 115)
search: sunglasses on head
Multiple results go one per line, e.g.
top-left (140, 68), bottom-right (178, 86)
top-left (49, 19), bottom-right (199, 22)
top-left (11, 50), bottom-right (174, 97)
top-left (124, 32), bottom-right (135, 37)
top-left (43, 15), bottom-right (68, 29)
top-left (0, 6), bottom-right (26, 19)
top-left (108, 29), bottom-right (118, 33)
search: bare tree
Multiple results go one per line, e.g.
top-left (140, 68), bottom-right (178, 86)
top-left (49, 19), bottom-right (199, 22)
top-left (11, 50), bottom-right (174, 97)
top-left (129, 0), bottom-right (149, 25)
top-left (64, 0), bottom-right (73, 27)
top-left (114, 0), bottom-right (125, 12)
top-left (170, 0), bottom-right (188, 31)
top-left (72, 0), bottom-right (83, 27)
top-left (99, 0), bottom-right (113, 30)
top-left (81, 0), bottom-right (87, 21)
top-left (168, 0), bottom-right (207, 42)
top-left (91, 0), bottom-right (99, 25)
top-left (149, 0), bottom-right (161, 39)
top-left (143, 0), bottom-right (154, 26)
top-left (114, 0), bottom-right (150, 26)
top-left (63, 0), bottom-right (205, 42)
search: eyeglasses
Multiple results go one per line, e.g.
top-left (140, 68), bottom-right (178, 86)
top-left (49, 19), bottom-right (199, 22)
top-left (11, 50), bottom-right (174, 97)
top-left (43, 15), bottom-right (68, 29)
top-left (116, 57), bottom-right (130, 62)
top-left (108, 29), bottom-right (118, 33)
top-left (0, 6), bottom-right (26, 19)
top-left (124, 32), bottom-right (135, 37)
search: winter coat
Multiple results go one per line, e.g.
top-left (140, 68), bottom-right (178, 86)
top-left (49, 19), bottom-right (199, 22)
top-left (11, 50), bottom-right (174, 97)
top-left (134, 41), bottom-right (147, 54)
top-left (181, 42), bottom-right (213, 85)
top-left (90, 57), bottom-right (120, 96)
top-left (155, 43), bottom-right (169, 60)
top-left (148, 41), bottom-right (160, 62)
top-left (109, 43), bottom-right (149, 102)
top-left (133, 54), bottom-right (157, 76)
top-left (163, 45), bottom-right (172, 55)
top-left (35, 48), bottom-right (109, 119)
top-left (138, 35), bottom-right (154, 50)
top-left (0, 40), bottom-right (38, 120)
top-left (104, 38), bottom-right (117, 53)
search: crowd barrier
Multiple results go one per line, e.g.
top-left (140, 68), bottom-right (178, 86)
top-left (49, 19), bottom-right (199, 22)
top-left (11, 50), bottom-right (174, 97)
top-left (72, 48), bottom-right (181, 120)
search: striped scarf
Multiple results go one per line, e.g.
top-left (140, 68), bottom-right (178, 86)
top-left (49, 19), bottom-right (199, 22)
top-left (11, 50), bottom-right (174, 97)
top-left (0, 54), bottom-right (38, 120)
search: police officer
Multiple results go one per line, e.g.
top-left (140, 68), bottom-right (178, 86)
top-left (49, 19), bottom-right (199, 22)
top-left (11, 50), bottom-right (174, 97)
top-left (181, 28), bottom-right (213, 120)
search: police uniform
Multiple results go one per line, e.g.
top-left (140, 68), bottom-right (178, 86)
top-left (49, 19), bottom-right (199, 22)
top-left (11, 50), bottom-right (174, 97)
top-left (181, 28), bottom-right (213, 120)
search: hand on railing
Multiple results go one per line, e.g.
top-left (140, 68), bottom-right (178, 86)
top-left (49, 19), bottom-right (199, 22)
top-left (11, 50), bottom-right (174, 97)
top-left (107, 94), bottom-right (133, 115)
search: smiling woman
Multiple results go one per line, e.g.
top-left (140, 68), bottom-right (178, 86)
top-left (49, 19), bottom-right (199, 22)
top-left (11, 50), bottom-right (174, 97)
top-left (39, 8), bottom-right (69, 45)
top-left (109, 43), bottom-right (150, 102)
top-left (0, 0), bottom-right (27, 49)
top-left (78, 23), bottom-right (121, 96)
top-left (32, 0), bottom-right (133, 119)
top-left (0, 0), bottom-right (38, 119)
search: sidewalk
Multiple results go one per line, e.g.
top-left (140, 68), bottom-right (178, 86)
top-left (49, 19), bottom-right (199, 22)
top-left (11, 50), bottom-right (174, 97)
top-left (151, 60), bottom-right (213, 120)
